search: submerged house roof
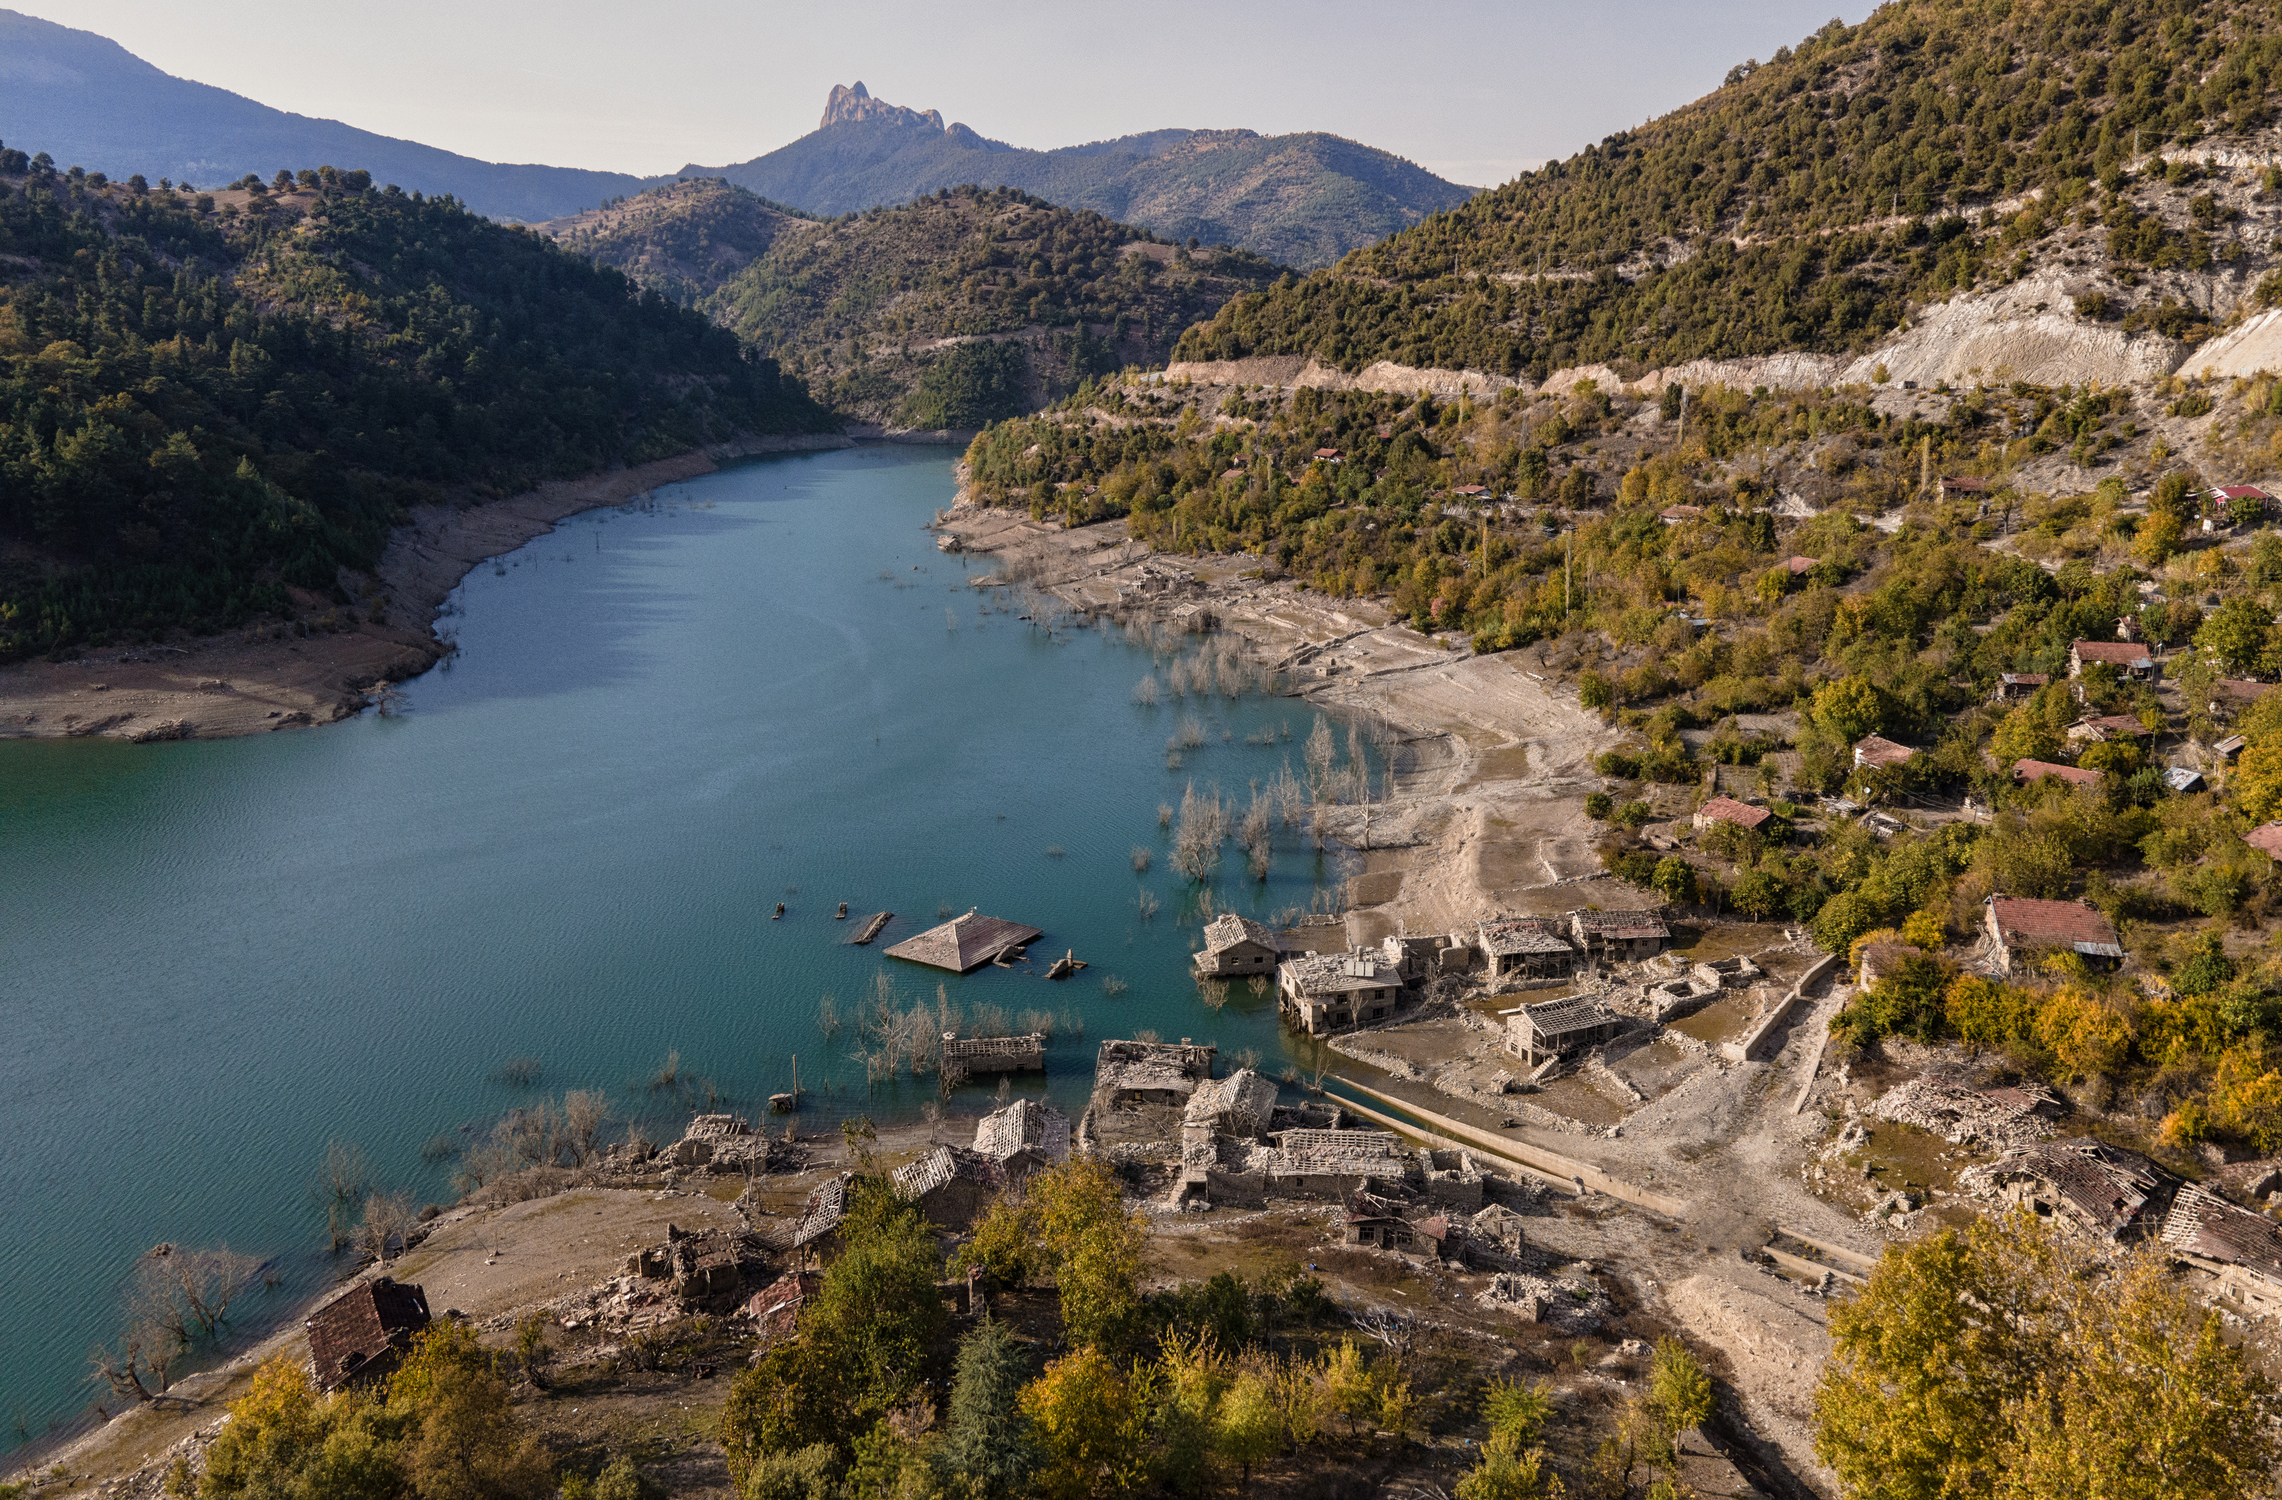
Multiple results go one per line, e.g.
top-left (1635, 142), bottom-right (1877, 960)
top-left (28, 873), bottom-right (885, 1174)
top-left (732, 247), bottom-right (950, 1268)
top-left (1200, 914), bottom-right (1276, 953)
top-left (307, 1277), bottom-right (431, 1391)
top-left (883, 909), bottom-right (1043, 972)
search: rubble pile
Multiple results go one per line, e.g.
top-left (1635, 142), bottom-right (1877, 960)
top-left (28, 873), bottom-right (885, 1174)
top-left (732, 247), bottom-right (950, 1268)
top-left (1477, 1270), bottom-right (1611, 1330)
top-left (1867, 1075), bottom-right (2064, 1149)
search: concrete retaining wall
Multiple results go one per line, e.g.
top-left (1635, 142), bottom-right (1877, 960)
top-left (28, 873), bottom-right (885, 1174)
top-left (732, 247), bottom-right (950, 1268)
top-left (1721, 953), bottom-right (1842, 1063)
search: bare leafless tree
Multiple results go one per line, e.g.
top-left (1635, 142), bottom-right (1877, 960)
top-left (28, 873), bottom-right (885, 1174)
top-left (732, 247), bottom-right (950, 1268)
top-left (357, 1193), bottom-right (416, 1264)
top-left (562, 1089), bottom-right (608, 1166)
top-left (317, 1141), bottom-right (371, 1253)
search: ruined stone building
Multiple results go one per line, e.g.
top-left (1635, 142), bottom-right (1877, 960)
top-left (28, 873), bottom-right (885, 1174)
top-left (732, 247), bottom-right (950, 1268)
top-left (1417, 1148), bottom-right (1484, 1211)
top-left (792, 1174), bottom-right (851, 1262)
top-left (743, 1270), bottom-right (821, 1355)
top-left (1962, 1137), bottom-right (2176, 1241)
top-left (893, 1145), bottom-right (1005, 1231)
top-left (1094, 1038), bottom-right (1217, 1105)
top-left (1193, 913), bottom-right (1280, 976)
top-left (1180, 1069), bottom-right (1281, 1159)
top-left (2162, 1184), bottom-right (2282, 1317)
top-left (306, 1277), bottom-right (432, 1392)
top-left (1568, 909), bottom-right (1671, 964)
top-left (1276, 949), bottom-right (1407, 1034)
top-left (1502, 994), bottom-right (1628, 1065)
top-left (973, 1096), bottom-right (1070, 1176)
top-left (1474, 918), bottom-right (1580, 982)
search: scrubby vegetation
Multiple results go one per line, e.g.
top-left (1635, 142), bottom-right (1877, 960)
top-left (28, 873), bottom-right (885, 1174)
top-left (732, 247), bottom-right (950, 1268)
top-left (1176, 0), bottom-right (2282, 377)
top-left (0, 151), bottom-right (830, 661)
top-left (704, 185), bottom-right (1283, 424)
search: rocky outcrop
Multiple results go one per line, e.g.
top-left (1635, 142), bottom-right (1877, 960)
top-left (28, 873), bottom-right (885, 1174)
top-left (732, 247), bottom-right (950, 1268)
top-left (819, 81), bottom-right (947, 134)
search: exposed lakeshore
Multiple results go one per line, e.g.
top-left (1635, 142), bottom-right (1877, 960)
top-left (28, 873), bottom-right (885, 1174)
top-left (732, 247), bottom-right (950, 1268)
top-left (0, 434), bottom-right (858, 743)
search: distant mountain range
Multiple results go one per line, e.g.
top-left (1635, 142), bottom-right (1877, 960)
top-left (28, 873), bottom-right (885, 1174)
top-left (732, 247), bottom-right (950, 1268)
top-left (0, 9), bottom-right (648, 223)
top-left (0, 13), bottom-right (1476, 263)
top-left (686, 83), bottom-right (1478, 268)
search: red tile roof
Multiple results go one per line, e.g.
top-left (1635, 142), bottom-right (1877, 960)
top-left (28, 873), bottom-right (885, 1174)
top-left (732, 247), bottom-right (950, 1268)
top-left (2073, 640), bottom-right (2154, 670)
top-left (1988, 897), bottom-right (2121, 955)
top-left (1660, 504), bottom-right (1705, 521)
top-left (1696, 795), bottom-right (1772, 829)
top-left (1313, 447), bottom-right (1340, 460)
top-left (2216, 486), bottom-right (2273, 501)
top-left (1853, 734), bottom-right (1914, 769)
top-left (1999, 672), bottom-right (2049, 687)
top-left (2216, 679), bottom-right (2272, 703)
top-left (1940, 476), bottom-right (1990, 493)
top-left (1785, 555), bottom-right (1819, 573)
top-left (2246, 824), bottom-right (2282, 859)
top-left (2014, 758), bottom-right (2103, 786)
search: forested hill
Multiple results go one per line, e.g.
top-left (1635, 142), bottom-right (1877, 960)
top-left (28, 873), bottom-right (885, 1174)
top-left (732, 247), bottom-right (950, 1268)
top-left (0, 10), bottom-right (651, 223)
top-left (1177, 0), bottom-right (2282, 378)
top-left (0, 154), bottom-right (832, 664)
top-left (686, 84), bottom-right (1475, 269)
top-left (541, 179), bottom-right (819, 306)
top-left (703, 185), bottom-right (1285, 427)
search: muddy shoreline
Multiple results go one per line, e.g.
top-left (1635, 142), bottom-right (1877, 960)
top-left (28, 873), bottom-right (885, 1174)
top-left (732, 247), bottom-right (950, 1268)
top-left (0, 433), bottom-right (860, 743)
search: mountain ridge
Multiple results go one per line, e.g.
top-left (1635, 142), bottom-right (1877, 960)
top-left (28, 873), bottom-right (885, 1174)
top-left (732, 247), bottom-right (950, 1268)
top-left (685, 83), bottom-right (1477, 269)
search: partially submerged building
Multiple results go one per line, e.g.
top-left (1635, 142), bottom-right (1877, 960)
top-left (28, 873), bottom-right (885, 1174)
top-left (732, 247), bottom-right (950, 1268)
top-left (1501, 994), bottom-right (1628, 1065)
top-left (307, 1277), bottom-right (432, 1392)
top-left (1474, 919), bottom-right (1580, 982)
top-left (940, 1032), bottom-right (1046, 1079)
top-left (1983, 896), bottom-right (2123, 975)
top-left (883, 909), bottom-right (1043, 972)
top-left (1276, 949), bottom-right (1407, 1034)
top-left (1568, 909), bottom-right (1670, 964)
top-left (1193, 913), bottom-right (1280, 977)
top-left (1095, 1038), bottom-right (1217, 1106)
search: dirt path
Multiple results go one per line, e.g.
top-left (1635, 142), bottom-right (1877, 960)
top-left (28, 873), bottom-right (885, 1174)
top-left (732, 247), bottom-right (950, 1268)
top-left (0, 435), bottom-right (853, 743)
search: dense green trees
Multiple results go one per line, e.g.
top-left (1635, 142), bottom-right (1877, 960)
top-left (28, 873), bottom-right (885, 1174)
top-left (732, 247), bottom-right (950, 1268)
top-left (0, 160), bottom-right (830, 660)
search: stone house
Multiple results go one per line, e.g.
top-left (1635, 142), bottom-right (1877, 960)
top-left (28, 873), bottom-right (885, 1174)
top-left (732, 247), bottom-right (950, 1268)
top-left (1964, 1138), bottom-right (2174, 1241)
top-left (1094, 1038), bottom-right (1217, 1105)
top-left (1181, 1069), bottom-right (1280, 1158)
top-left (2012, 758), bottom-right (2103, 789)
top-left (1983, 896), bottom-right (2123, 975)
top-left (306, 1277), bottom-right (432, 1392)
top-left (1503, 995), bottom-right (1628, 1065)
top-left (893, 1145), bottom-right (1005, 1232)
top-left (1852, 735), bottom-right (1915, 771)
top-left (1568, 908), bottom-right (1670, 963)
top-left (973, 1097), bottom-right (1070, 1173)
top-left (1344, 1193), bottom-right (1418, 1250)
top-left (2070, 639), bottom-right (2156, 680)
top-left (2162, 1183), bottom-right (2282, 1317)
top-left (1192, 913), bottom-right (1279, 977)
top-left (1474, 919), bottom-right (1579, 982)
top-left (1417, 1148), bottom-right (1483, 1211)
top-left (1693, 795), bottom-right (1771, 833)
top-left (1276, 950), bottom-right (1406, 1034)
top-left (1992, 672), bottom-right (2049, 701)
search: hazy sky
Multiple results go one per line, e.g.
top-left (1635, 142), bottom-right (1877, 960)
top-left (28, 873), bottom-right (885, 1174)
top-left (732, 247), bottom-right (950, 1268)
top-left (25, 0), bottom-right (1872, 187)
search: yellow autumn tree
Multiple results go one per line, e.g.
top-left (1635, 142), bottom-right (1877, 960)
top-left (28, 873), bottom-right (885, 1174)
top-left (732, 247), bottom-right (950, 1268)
top-left (1020, 1347), bottom-right (1148, 1500)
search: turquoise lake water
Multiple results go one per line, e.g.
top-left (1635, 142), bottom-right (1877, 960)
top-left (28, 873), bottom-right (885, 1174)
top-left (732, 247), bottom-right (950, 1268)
top-left (0, 446), bottom-right (1363, 1446)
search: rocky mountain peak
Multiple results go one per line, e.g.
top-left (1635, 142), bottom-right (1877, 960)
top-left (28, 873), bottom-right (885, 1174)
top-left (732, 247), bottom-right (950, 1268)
top-left (820, 81), bottom-right (945, 134)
